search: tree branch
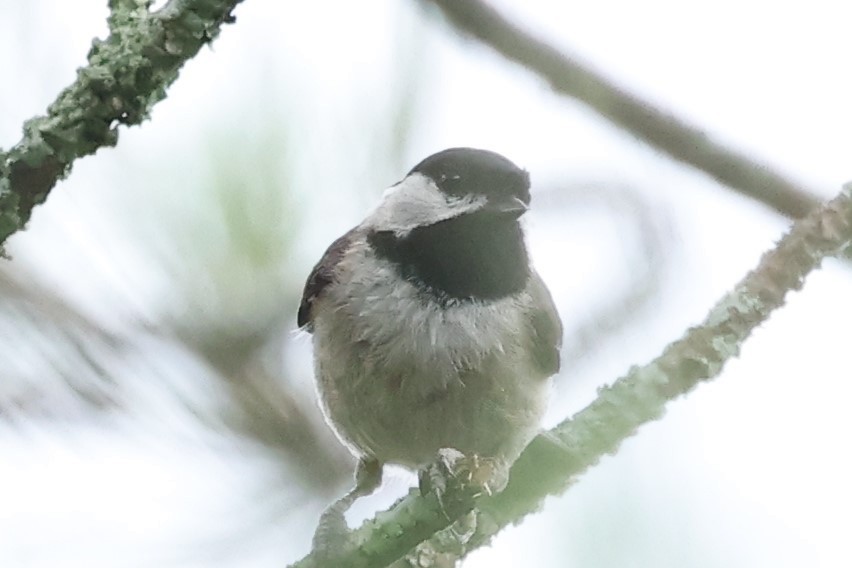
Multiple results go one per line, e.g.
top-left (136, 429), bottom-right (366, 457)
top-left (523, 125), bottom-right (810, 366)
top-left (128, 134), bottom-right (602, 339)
top-left (0, 0), bottom-right (244, 252)
top-left (292, 183), bottom-right (852, 567)
top-left (422, 0), bottom-right (823, 221)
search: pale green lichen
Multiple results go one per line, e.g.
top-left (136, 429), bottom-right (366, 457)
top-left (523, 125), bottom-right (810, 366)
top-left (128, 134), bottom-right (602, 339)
top-left (0, 0), bottom-right (243, 247)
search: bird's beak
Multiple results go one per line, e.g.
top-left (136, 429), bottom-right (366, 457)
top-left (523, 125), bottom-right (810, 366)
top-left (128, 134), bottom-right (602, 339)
top-left (486, 195), bottom-right (529, 218)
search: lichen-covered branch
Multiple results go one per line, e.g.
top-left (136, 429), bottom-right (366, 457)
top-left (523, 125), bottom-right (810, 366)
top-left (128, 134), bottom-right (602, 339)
top-left (460, 186), bottom-right (852, 559)
top-left (0, 0), bottom-right (244, 252)
top-left (423, 0), bottom-right (823, 222)
top-left (292, 184), bottom-right (852, 567)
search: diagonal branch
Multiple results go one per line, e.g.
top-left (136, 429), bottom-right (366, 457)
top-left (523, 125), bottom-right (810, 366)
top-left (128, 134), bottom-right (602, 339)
top-left (0, 0), bottom-right (244, 251)
top-left (291, 183), bottom-right (852, 567)
top-left (422, 0), bottom-right (823, 221)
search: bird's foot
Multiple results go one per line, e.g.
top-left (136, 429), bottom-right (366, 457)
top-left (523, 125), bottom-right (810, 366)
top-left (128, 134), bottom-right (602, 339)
top-left (311, 500), bottom-right (351, 558)
top-left (418, 448), bottom-right (508, 517)
top-left (311, 457), bottom-right (383, 559)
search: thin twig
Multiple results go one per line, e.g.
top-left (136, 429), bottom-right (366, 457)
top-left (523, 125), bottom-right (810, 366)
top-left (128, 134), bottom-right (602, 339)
top-left (0, 0), bottom-right (244, 251)
top-left (423, 0), bottom-right (823, 220)
top-left (292, 183), bottom-right (852, 567)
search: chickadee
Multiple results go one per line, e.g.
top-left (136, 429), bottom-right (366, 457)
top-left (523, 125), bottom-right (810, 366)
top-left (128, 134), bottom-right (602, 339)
top-left (299, 148), bottom-right (562, 532)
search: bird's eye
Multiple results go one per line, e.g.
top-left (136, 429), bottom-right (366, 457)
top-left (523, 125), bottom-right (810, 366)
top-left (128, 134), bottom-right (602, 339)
top-left (441, 174), bottom-right (463, 194)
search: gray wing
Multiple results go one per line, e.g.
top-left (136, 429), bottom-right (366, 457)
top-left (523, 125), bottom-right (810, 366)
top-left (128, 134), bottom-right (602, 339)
top-left (527, 271), bottom-right (563, 376)
top-left (297, 228), bottom-right (358, 331)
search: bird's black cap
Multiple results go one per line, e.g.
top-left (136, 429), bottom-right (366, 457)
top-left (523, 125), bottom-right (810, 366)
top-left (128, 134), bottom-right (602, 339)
top-left (366, 148), bottom-right (533, 301)
top-left (409, 147), bottom-right (531, 206)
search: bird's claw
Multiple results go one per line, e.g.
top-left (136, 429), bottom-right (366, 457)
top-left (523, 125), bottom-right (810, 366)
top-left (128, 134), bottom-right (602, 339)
top-left (419, 448), bottom-right (507, 517)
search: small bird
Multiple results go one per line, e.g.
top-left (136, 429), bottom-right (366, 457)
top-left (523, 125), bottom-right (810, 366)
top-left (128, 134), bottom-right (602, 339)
top-left (298, 148), bottom-right (562, 540)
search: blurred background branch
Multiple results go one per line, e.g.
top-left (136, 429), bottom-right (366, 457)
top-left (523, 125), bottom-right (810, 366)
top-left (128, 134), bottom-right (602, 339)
top-left (0, 268), bottom-right (125, 421)
top-left (422, 0), bottom-right (824, 220)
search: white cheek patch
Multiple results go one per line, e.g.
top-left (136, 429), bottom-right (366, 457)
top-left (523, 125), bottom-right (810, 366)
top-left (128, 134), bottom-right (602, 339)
top-left (368, 173), bottom-right (485, 234)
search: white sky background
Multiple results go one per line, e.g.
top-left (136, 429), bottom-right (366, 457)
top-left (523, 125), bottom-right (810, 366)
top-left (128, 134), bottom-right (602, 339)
top-left (1, 1), bottom-right (852, 567)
